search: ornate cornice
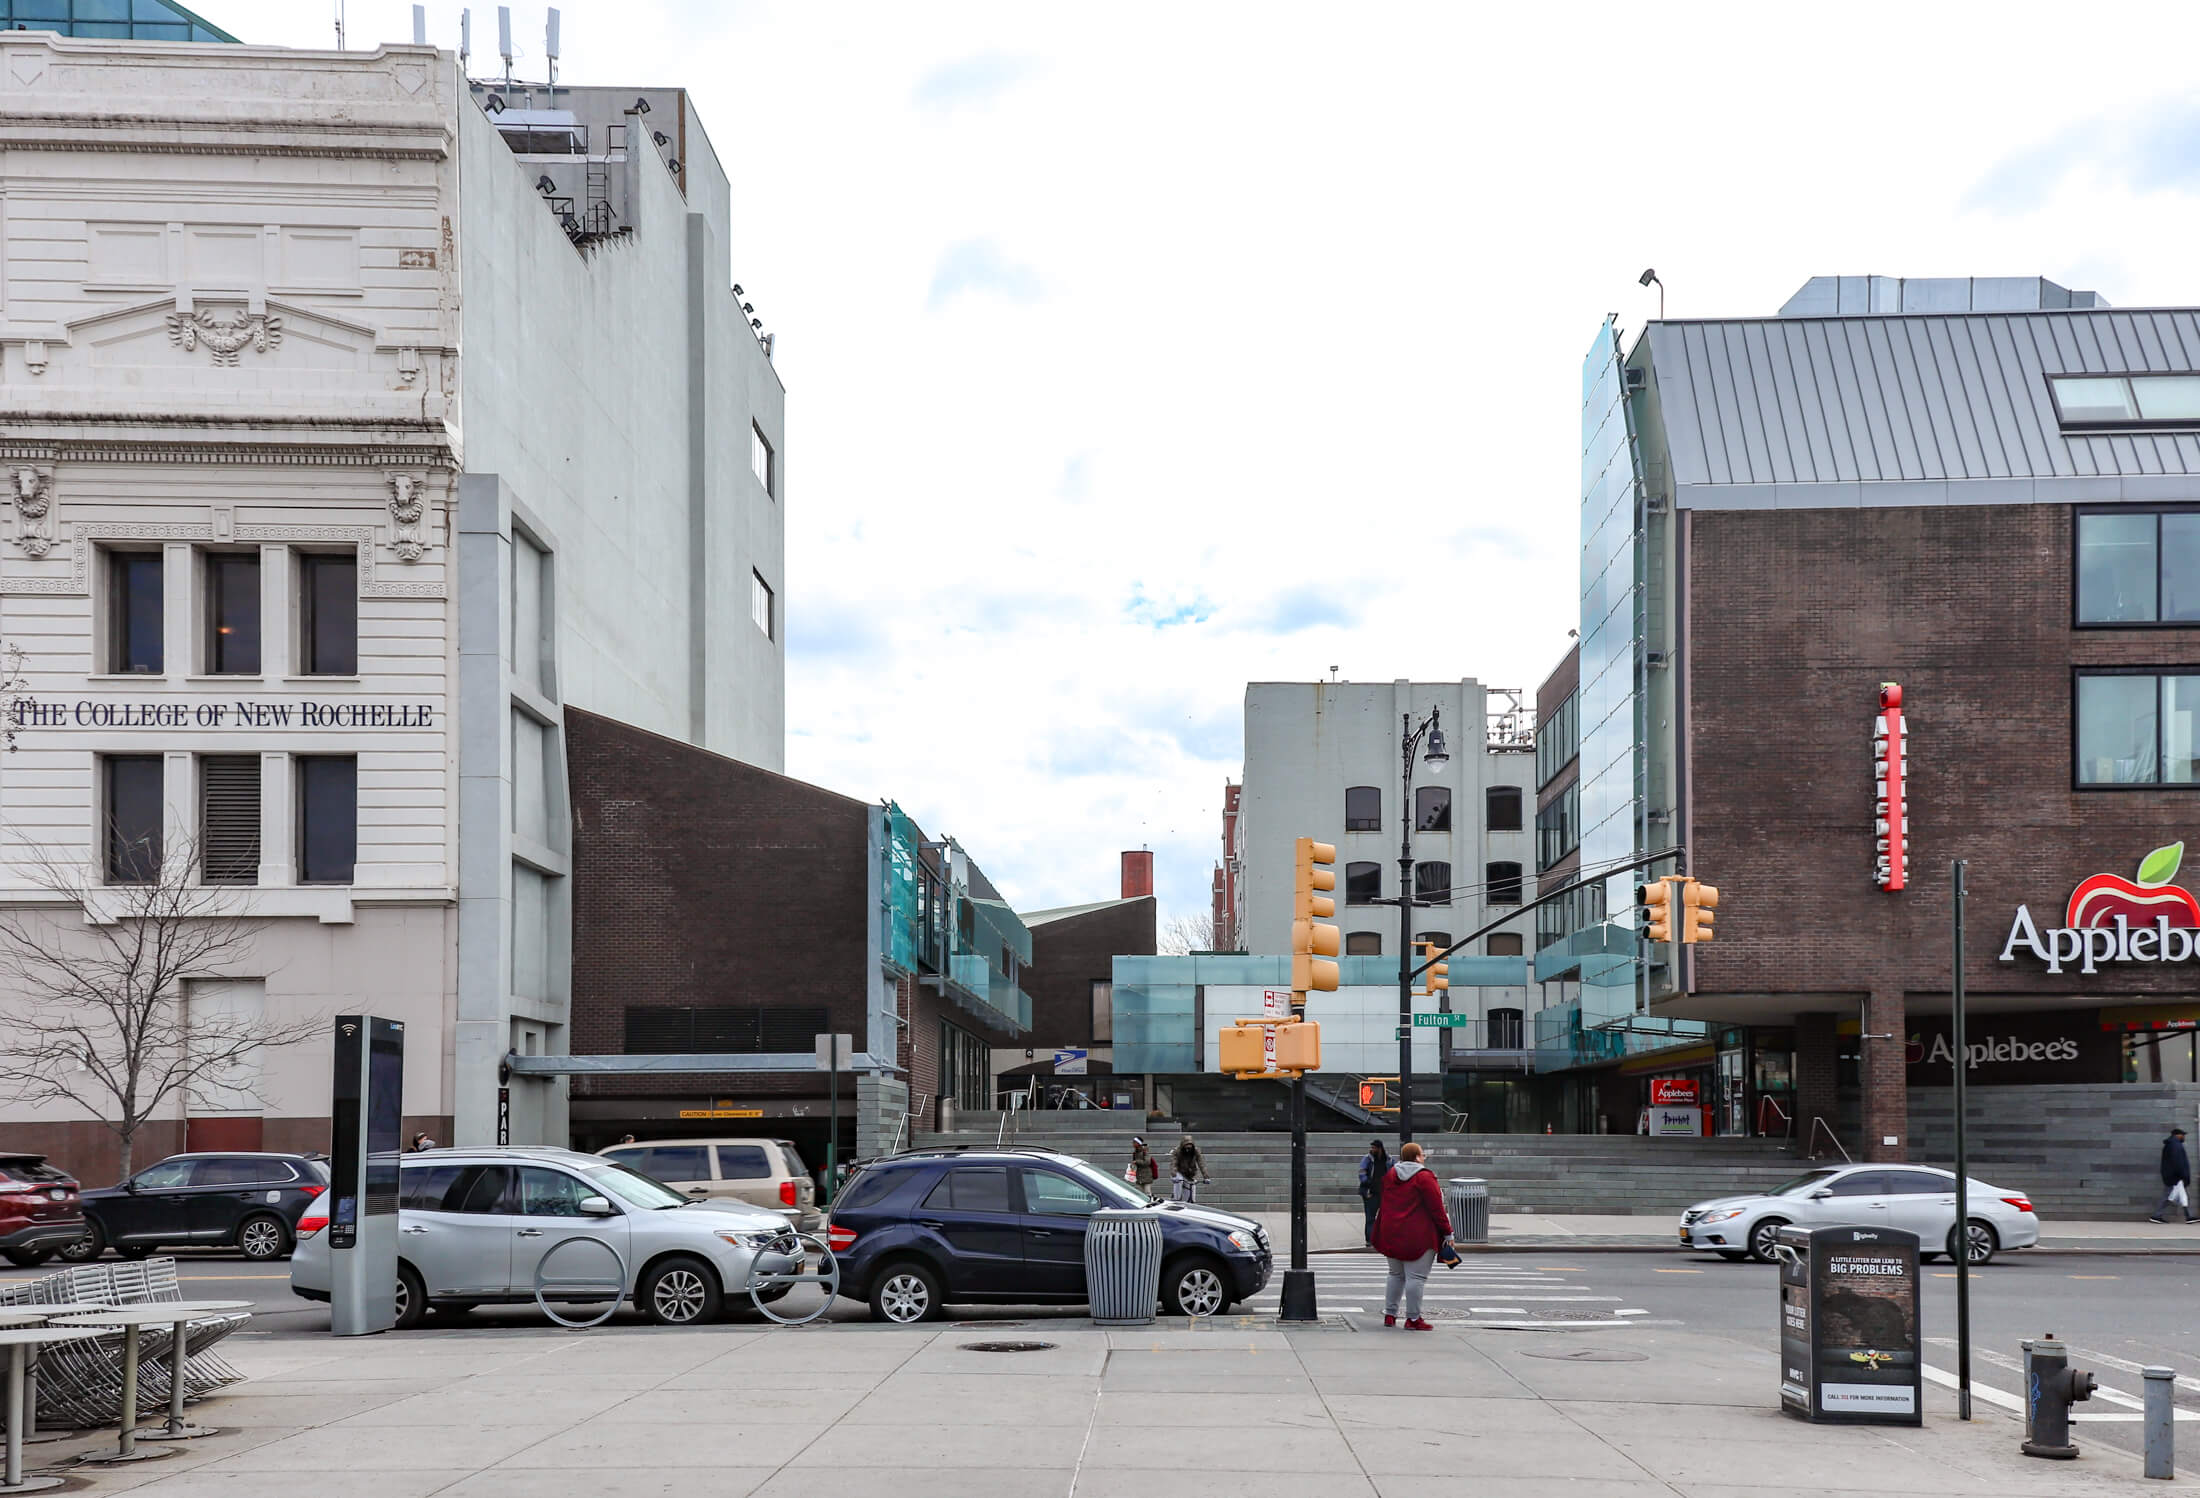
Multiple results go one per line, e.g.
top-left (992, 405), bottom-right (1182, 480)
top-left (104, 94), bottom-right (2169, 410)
top-left (0, 439), bottom-right (455, 470)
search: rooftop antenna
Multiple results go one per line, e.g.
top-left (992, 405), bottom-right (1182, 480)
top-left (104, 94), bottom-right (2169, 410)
top-left (545, 8), bottom-right (560, 87)
top-left (333, 0), bottom-right (345, 49)
top-left (497, 5), bottom-right (513, 88)
top-left (411, 4), bottom-right (426, 44)
top-left (459, 8), bottom-right (471, 72)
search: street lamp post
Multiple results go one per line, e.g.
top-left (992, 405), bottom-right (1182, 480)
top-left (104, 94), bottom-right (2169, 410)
top-left (1396, 707), bottom-right (1450, 1144)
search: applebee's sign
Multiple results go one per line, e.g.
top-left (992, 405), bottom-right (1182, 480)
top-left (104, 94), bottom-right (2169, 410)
top-left (2000, 842), bottom-right (2200, 974)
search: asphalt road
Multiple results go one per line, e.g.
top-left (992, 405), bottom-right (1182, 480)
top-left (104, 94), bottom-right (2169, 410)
top-left (8, 1243), bottom-right (2195, 1460)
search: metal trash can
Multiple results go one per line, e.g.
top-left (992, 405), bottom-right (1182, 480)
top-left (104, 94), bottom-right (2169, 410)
top-left (1084, 1206), bottom-right (1164, 1326)
top-left (1445, 1178), bottom-right (1490, 1244)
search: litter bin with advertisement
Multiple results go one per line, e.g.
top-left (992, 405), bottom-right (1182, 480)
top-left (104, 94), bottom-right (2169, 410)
top-left (1775, 1224), bottom-right (1922, 1426)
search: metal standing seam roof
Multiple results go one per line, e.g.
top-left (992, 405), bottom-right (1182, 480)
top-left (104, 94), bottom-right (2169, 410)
top-left (1645, 308), bottom-right (2200, 497)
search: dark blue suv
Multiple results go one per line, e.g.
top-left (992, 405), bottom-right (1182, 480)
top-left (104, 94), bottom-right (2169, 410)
top-left (826, 1148), bottom-right (1271, 1322)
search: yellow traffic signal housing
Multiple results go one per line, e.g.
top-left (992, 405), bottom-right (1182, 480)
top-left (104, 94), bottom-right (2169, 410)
top-left (1274, 1019), bottom-right (1320, 1072)
top-left (1218, 1021), bottom-right (1267, 1075)
top-left (1218, 1018), bottom-right (1321, 1078)
top-left (1414, 940), bottom-right (1449, 997)
top-left (1292, 837), bottom-right (1340, 994)
top-left (1682, 880), bottom-right (1719, 944)
top-left (1638, 878), bottom-right (1673, 943)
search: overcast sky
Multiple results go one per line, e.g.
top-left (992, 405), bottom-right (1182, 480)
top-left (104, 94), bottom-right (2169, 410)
top-left (209, 0), bottom-right (2200, 923)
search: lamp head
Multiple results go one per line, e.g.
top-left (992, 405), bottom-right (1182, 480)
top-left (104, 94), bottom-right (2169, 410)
top-left (1638, 268), bottom-right (1659, 287)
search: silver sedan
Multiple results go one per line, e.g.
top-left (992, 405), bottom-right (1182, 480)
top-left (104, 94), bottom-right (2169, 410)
top-left (1679, 1163), bottom-right (2039, 1265)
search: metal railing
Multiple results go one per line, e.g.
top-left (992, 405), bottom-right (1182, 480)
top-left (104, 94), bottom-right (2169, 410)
top-left (1805, 1115), bottom-right (1853, 1163)
top-left (889, 1092), bottom-right (931, 1156)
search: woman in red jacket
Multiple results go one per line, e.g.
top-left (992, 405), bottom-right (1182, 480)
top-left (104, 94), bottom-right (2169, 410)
top-left (1372, 1141), bottom-right (1451, 1330)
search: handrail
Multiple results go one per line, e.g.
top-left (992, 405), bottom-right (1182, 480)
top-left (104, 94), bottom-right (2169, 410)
top-left (1805, 1115), bottom-right (1853, 1163)
top-left (1755, 1094), bottom-right (1795, 1139)
top-left (889, 1092), bottom-right (932, 1156)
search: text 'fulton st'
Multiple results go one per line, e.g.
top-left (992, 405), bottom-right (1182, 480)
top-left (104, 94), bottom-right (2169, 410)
top-left (6, 699), bottom-right (437, 729)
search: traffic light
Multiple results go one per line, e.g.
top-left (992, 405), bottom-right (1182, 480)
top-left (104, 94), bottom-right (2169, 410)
top-left (1638, 878), bottom-right (1674, 943)
top-left (1682, 880), bottom-right (1719, 944)
top-left (1273, 1019), bottom-right (1321, 1072)
top-left (1415, 940), bottom-right (1449, 998)
top-left (1291, 837), bottom-right (1340, 998)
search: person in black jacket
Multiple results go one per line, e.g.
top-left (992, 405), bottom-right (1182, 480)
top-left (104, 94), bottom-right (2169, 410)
top-left (2152, 1127), bottom-right (2195, 1223)
top-left (1357, 1139), bottom-right (1390, 1244)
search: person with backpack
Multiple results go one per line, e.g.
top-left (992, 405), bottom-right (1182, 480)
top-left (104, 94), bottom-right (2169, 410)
top-left (1171, 1136), bottom-right (1208, 1203)
top-left (1357, 1138), bottom-right (1390, 1244)
top-left (1372, 1141), bottom-right (1452, 1330)
top-left (1128, 1137), bottom-right (1160, 1199)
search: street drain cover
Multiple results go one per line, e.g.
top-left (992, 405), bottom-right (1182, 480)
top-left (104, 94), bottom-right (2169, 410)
top-left (1522, 1346), bottom-right (1649, 1363)
top-left (961, 1340), bottom-right (1056, 1353)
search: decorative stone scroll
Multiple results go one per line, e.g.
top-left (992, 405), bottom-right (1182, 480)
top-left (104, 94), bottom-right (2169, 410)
top-left (166, 307), bottom-right (283, 367)
top-left (11, 466), bottom-right (54, 558)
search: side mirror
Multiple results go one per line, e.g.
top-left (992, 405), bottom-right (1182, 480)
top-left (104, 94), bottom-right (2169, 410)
top-left (1809, 1188), bottom-right (1833, 1200)
top-left (579, 1195), bottom-right (616, 1217)
top-left (123, 1179), bottom-right (140, 1194)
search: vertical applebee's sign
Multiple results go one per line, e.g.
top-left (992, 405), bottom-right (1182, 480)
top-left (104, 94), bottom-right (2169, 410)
top-left (1874, 684), bottom-right (1908, 891)
top-left (2000, 841), bottom-right (2200, 974)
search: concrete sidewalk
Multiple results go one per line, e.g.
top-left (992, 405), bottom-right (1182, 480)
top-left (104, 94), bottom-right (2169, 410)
top-left (1255, 1210), bottom-right (2200, 1253)
top-left (21, 1310), bottom-right (2193, 1497)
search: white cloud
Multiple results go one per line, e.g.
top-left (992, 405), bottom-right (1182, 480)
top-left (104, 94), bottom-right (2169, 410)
top-left (200, 0), bottom-right (2200, 925)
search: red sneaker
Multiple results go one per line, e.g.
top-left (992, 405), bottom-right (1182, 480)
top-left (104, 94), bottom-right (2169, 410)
top-left (1404, 1317), bottom-right (1434, 1331)
top-left (1383, 1314), bottom-right (1396, 1327)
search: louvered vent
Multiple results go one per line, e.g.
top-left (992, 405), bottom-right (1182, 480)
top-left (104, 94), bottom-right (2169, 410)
top-left (200, 755), bottom-right (261, 885)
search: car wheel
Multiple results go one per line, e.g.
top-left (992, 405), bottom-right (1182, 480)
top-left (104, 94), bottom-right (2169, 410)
top-left (236, 1213), bottom-right (291, 1262)
top-left (869, 1260), bottom-right (943, 1324)
top-left (1747, 1218), bottom-right (1789, 1263)
top-left (1, 1248), bottom-right (54, 1268)
top-left (394, 1263), bottom-right (428, 1330)
top-left (639, 1255), bottom-right (722, 1326)
top-left (57, 1220), bottom-right (104, 1263)
top-left (1162, 1255), bottom-right (1230, 1317)
top-left (115, 1244), bottom-right (153, 1261)
top-left (1949, 1219), bottom-right (1998, 1266)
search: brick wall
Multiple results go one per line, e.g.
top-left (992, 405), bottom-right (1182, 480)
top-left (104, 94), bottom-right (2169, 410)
top-left (1688, 502), bottom-right (2200, 1158)
top-left (1024, 897), bottom-right (1156, 1050)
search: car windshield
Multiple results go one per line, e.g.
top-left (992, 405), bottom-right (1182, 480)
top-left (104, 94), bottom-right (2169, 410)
top-left (582, 1163), bottom-right (688, 1210)
top-left (1767, 1169), bottom-right (1842, 1197)
top-left (1062, 1160), bottom-right (1150, 1208)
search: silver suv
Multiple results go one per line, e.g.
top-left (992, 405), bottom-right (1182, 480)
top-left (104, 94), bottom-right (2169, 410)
top-left (289, 1146), bottom-right (797, 1326)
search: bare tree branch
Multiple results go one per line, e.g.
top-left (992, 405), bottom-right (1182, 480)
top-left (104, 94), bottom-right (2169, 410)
top-left (0, 643), bottom-right (25, 753)
top-left (0, 827), bottom-right (315, 1177)
top-left (1158, 911), bottom-right (1220, 956)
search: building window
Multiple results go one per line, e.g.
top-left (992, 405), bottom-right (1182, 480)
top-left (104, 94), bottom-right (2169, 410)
top-left (1487, 932), bottom-right (1524, 957)
top-left (624, 1005), bottom-right (828, 1052)
top-left (297, 755), bottom-right (357, 883)
top-left (751, 570), bottom-right (774, 640)
top-left (2076, 509), bottom-right (2200, 625)
top-left (2075, 671), bottom-right (2200, 786)
top-left (1345, 931), bottom-right (1382, 956)
top-left (1415, 786), bottom-right (1451, 832)
top-left (298, 552), bottom-right (358, 675)
top-left (1536, 783), bottom-right (1579, 871)
top-left (1416, 931), bottom-right (1451, 953)
top-left (2051, 374), bottom-right (2200, 429)
top-left (104, 755), bottom-right (163, 884)
top-left (1536, 691), bottom-right (1578, 789)
top-left (751, 423), bottom-right (775, 497)
top-left (1344, 785), bottom-right (1381, 831)
top-left (1486, 786), bottom-right (1523, 831)
top-left (205, 551), bottom-right (261, 675)
top-left (1345, 861), bottom-right (1380, 904)
top-left (1486, 860), bottom-right (1523, 905)
top-left (1091, 980), bottom-right (1113, 1043)
top-left (199, 755), bottom-right (260, 885)
top-left (1415, 861), bottom-right (1451, 903)
top-left (107, 551), bottom-right (164, 674)
top-left (1488, 1007), bottom-right (1525, 1049)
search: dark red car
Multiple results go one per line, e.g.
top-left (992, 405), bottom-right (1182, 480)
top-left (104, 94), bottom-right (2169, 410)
top-left (0, 1153), bottom-right (84, 1268)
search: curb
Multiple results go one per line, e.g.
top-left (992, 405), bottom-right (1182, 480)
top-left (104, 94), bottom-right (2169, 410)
top-left (1311, 1242), bottom-right (2200, 1257)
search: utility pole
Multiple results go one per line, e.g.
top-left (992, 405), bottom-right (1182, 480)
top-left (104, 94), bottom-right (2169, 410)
top-left (1952, 859), bottom-right (1972, 1420)
top-left (1394, 707), bottom-right (1448, 1144)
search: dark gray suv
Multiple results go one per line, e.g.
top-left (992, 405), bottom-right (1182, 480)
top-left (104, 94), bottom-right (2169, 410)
top-left (65, 1151), bottom-right (329, 1262)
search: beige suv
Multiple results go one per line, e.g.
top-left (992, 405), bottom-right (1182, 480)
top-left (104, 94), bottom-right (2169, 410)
top-left (599, 1139), bottom-right (820, 1231)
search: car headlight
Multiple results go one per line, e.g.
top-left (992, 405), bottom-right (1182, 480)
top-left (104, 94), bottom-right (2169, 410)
top-left (718, 1230), bottom-right (783, 1249)
top-left (1226, 1230), bottom-right (1258, 1252)
top-left (1695, 1209), bottom-right (1745, 1224)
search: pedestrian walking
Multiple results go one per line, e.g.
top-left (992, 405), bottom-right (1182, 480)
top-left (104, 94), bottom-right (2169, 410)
top-left (1357, 1138), bottom-right (1390, 1244)
top-left (1171, 1136), bottom-right (1208, 1203)
top-left (2150, 1126), bottom-right (2195, 1223)
top-left (1372, 1141), bottom-right (1452, 1330)
top-left (1128, 1137), bottom-right (1160, 1199)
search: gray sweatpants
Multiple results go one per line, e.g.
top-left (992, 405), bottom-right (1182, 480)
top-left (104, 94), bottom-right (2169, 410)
top-left (1384, 1249), bottom-right (1436, 1319)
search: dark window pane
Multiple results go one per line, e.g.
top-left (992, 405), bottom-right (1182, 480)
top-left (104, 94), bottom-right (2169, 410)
top-left (1486, 861), bottom-right (1524, 905)
top-left (1487, 1008), bottom-right (1524, 1048)
top-left (2077, 511), bottom-right (2158, 623)
top-left (453, 1165), bottom-right (512, 1213)
top-left (298, 755), bottom-right (357, 882)
top-left (400, 1164), bottom-right (466, 1210)
top-left (715, 1145), bottom-right (771, 1179)
top-left (106, 754), bottom-right (163, 883)
top-left (1415, 861), bottom-right (1451, 902)
top-left (1343, 786), bottom-right (1381, 831)
top-left (207, 553), bottom-right (261, 674)
top-left (946, 1165), bottom-right (1009, 1212)
top-left (833, 1168), bottom-right (897, 1211)
top-left (1485, 786), bottom-right (1523, 831)
top-left (634, 1145), bottom-right (710, 1181)
top-left (301, 553), bottom-right (358, 675)
top-left (1827, 1171), bottom-right (1887, 1198)
top-left (2170, 676), bottom-right (2200, 784)
top-left (1345, 931), bottom-right (1382, 956)
top-left (2054, 376), bottom-right (2136, 423)
top-left (1415, 786), bottom-right (1451, 832)
top-left (1487, 933), bottom-right (1524, 956)
top-left (1883, 1169), bottom-right (1948, 1195)
top-left (109, 552), bottom-right (164, 674)
top-left (1021, 1170), bottom-right (1100, 1216)
top-left (2076, 674), bottom-right (2158, 784)
top-left (1416, 931), bottom-right (1452, 951)
top-left (199, 754), bottom-right (260, 885)
top-left (1345, 861), bottom-right (1380, 905)
top-left (515, 1166), bottom-right (591, 1216)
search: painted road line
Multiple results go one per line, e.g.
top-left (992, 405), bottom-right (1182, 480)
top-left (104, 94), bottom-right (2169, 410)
top-left (1615, 1309), bottom-right (1648, 1316)
top-left (1468, 1307), bottom-right (1527, 1314)
top-left (1652, 1268), bottom-right (1703, 1273)
top-left (1919, 1364), bottom-right (2023, 1412)
top-left (1929, 1337), bottom-right (2200, 1406)
top-left (1424, 1295), bottom-right (1620, 1303)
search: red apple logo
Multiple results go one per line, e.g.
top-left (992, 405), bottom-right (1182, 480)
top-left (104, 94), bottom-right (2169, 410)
top-left (2066, 842), bottom-right (2200, 929)
top-left (1904, 1033), bottom-right (1924, 1065)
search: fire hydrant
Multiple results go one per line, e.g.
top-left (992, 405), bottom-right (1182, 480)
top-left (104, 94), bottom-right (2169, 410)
top-left (2022, 1337), bottom-right (2097, 1459)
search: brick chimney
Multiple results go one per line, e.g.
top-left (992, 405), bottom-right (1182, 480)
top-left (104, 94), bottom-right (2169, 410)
top-left (1120, 849), bottom-right (1153, 899)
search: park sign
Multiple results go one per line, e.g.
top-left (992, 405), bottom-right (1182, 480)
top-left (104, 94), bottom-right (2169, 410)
top-left (1999, 841), bottom-right (2200, 974)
